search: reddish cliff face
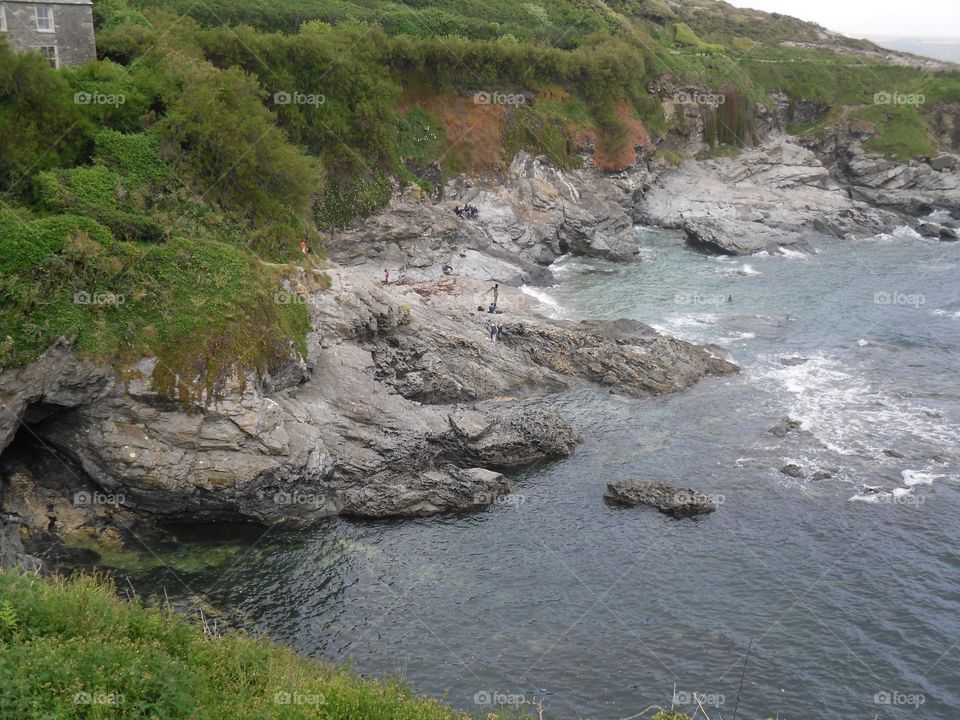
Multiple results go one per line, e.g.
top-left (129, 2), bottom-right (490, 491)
top-left (398, 89), bottom-right (653, 176)
top-left (591, 101), bottom-right (655, 172)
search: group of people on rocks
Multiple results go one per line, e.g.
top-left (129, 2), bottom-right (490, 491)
top-left (381, 268), bottom-right (505, 343)
top-left (454, 204), bottom-right (479, 220)
top-left (479, 283), bottom-right (504, 341)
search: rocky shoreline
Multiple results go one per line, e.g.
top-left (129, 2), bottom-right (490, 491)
top-left (0, 264), bottom-right (737, 567)
top-left (2, 104), bottom-right (958, 570)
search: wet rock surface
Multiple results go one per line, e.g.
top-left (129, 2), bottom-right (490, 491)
top-left (636, 134), bottom-right (959, 254)
top-left (603, 479), bottom-right (718, 517)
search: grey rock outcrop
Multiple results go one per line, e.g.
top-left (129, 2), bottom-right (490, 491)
top-left (835, 146), bottom-right (960, 215)
top-left (636, 137), bottom-right (899, 255)
top-left (683, 219), bottom-right (812, 256)
top-left (603, 479), bottom-right (718, 517)
top-left (1, 266), bottom-right (735, 554)
top-left (326, 153), bottom-right (644, 286)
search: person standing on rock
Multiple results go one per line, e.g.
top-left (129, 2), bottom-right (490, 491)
top-left (383, 269), bottom-right (390, 285)
top-left (488, 320), bottom-right (501, 342)
top-left (486, 282), bottom-right (499, 311)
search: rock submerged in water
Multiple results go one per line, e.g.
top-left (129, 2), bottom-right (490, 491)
top-left (769, 417), bottom-right (802, 437)
top-left (780, 463), bottom-right (804, 478)
top-left (603, 480), bottom-right (718, 517)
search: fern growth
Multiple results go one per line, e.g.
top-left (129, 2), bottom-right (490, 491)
top-left (0, 599), bottom-right (18, 640)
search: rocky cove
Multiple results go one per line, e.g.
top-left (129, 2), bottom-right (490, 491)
top-left (3, 90), bottom-right (960, 570)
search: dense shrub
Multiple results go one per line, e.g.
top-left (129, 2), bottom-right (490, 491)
top-left (0, 41), bottom-right (92, 195)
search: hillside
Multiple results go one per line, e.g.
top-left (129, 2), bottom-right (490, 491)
top-left (1, 0), bottom-right (958, 386)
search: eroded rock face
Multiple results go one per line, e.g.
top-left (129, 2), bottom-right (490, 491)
top-left (603, 480), bottom-right (718, 517)
top-left (637, 136), bottom-right (903, 254)
top-left (833, 146), bottom-right (960, 216)
top-left (683, 219), bottom-right (812, 256)
top-left (326, 152), bottom-right (643, 287)
top-left (1, 267), bottom-right (734, 554)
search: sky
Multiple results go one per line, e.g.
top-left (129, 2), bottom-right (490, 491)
top-left (725, 0), bottom-right (960, 39)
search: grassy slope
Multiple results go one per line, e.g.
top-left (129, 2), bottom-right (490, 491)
top-left (130, 0), bottom-right (960, 163)
top-left (0, 570), bottom-right (481, 719)
top-left (0, 569), bottom-right (696, 719)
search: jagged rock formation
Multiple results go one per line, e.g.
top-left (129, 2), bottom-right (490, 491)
top-left (636, 136), bottom-right (903, 254)
top-left (326, 153), bottom-right (643, 286)
top-left (0, 267), bottom-right (737, 563)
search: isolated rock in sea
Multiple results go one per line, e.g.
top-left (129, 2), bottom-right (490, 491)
top-left (339, 466), bottom-right (511, 518)
top-left (770, 417), bottom-right (803, 437)
top-left (603, 479), bottom-right (718, 517)
top-left (780, 463), bottom-right (805, 478)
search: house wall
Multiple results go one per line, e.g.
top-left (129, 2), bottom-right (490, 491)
top-left (1, 3), bottom-right (96, 66)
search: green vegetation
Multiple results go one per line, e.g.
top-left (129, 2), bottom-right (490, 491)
top-left (0, 569), bottom-right (483, 719)
top-left (127, 0), bottom-right (618, 45)
top-left (671, 22), bottom-right (725, 55)
top-left (853, 105), bottom-right (938, 161)
top-left (2, 0), bottom-right (960, 384)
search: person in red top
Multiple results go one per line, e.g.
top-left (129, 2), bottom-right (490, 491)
top-left (299, 240), bottom-right (309, 255)
top-left (383, 269), bottom-right (390, 284)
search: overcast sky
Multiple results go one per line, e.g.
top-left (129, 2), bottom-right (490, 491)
top-left (725, 0), bottom-right (960, 39)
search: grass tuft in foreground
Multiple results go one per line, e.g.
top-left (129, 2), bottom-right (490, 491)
top-left (0, 569), bottom-right (482, 719)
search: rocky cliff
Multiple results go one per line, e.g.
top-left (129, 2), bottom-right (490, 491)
top-left (0, 264), bottom-right (736, 566)
top-left (4, 86), bottom-right (958, 569)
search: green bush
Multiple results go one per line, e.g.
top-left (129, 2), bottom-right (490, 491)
top-left (0, 209), bottom-right (308, 391)
top-left (314, 170), bottom-right (393, 230)
top-left (94, 130), bottom-right (169, 185)
top-left (156, 55), bottom-right (318, 224)
top-left (0, 41), bottom-right (92, 195)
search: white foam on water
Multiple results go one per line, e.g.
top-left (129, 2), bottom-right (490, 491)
top-left (756, 353), bottom-right (960, 457)
top-left (931, 309), bottom-right (960, 319)
top-left (857, 339), bottom-right (870, 347)
top-left (717, 263), bottom-right (762, 277)
top-left (634, 224), bottom-right (664, 235)
top-left (549, 254), bottom-right (574, 272)
top-left (651, 314), bottom-right (719, 343)
top-left (902, 470), bottom-right (939, 487)
top-left (520, 285), bottom-right (565, 318)
top-left (715, 330), bottom-right (756, 345)
top-left (924, 209), bottom-right (954, 223)
top-left (892, 225), bottom-right (923, 240)
top-left (777, 246), bottom-right (808, 258)
top-left (849, 491), bottom-right (885, 503)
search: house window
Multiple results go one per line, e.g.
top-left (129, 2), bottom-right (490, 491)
top-left (35, 5), bottom-right (55, 32)
top-left (0, 6), bottom-right (7, 32)
top-left (38, 45), bottom-right (58, 68)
